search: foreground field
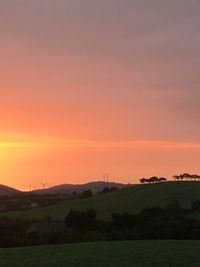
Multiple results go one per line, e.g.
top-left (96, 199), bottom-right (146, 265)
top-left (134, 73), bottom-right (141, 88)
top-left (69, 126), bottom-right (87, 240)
top-left (1, 241), bottom-right (200, 267)
top-left (4, 182), bottom-right (200, 220)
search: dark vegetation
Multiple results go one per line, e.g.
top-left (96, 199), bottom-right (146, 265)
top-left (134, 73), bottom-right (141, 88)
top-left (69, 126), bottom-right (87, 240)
top-left (2, 198), bottom-right (200, 248)
top-left (0, 194), bottom-right (63, 212)
top-left (140, 173), bottom-right (200, 184)
top-left (2, 175), bottom-right (200, 248)
top-left (173, 173), bottom-right (200, 181)
top-left (81, 189), bottom-right (93, 199)
top-left (140, 176), bottom-right (167, 184)
top-left (0, 186), bottom-right (119, 213)
top-left (98, 187), bottom-right (118, 194)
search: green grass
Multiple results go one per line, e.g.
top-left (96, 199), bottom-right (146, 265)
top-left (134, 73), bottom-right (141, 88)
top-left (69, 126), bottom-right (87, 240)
top-left (3, 182), bottom-right (200, 220)
top-left (1, 240), bottom-right (200, 267)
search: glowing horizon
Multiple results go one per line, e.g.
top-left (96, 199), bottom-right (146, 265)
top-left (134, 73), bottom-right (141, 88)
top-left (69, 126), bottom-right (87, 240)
top-left (2, 136), bottom-right (200, 149)
top-left (1, 134), bottom-right (200, 190)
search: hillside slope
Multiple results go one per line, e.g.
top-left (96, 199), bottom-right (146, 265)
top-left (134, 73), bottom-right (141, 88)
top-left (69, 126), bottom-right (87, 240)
top-left (34, 181), bottom-right (127, 194)
top-left (4, 182), bottom-right (200, 220)
top-left (0, 185), bottom-right (20, 196)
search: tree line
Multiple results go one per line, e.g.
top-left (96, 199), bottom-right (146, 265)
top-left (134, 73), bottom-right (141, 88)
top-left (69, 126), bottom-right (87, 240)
top-left (2, 198), bottom-right (200, 247)
top-left (173, 173), bottom-right (200, 182)
top-left (139, 173), bottom-right (200, 184)
top-left (140, 176), bottom-right (167, 184)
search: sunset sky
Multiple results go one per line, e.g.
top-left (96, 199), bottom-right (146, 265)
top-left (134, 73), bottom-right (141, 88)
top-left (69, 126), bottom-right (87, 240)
top-left (0, 0), bottom-right (200, 190)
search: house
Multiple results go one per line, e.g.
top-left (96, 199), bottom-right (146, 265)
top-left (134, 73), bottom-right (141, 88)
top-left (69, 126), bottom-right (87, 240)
top-left (30, 202), bottom-right (39, 209)
top-left (26, 222), bottom-right (67, 236)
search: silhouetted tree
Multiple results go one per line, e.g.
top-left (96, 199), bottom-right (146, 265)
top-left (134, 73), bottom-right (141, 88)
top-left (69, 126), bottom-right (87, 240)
top-left (66, 209), bottom-right (97, 230)
top-left (138, 205), bottom-right (165, 224)
top-left (173, 173), bottom-right (200, 182)
top-left (99, 187), bottom-right (117, 194)
top-left (191, 200), bottom-right (200, 211)
top-left (173, 175), bottom-right (180, 181)
top-left (140, 177), bottom-right (167, 184)
top-left (140, 178), bottom-right (147, 184)
top-left (112, 212), bottom-right (136, 229)
top-left (166, 199), bottom-right (181, 217)
top-left (81, 189), bottom-right (93, 199)
top-left (158, 177), bottom-right (167, 182)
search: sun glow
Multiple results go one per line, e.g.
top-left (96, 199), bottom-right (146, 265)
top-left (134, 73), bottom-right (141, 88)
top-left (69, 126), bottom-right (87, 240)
top-left (1, 133), bottom-right (200, 190)
top-left (0, 141), bottom-right (30, 148)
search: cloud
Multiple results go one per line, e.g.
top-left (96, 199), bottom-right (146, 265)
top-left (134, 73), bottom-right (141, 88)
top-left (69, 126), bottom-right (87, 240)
top-left (0, 0), bottom-right (200, 142)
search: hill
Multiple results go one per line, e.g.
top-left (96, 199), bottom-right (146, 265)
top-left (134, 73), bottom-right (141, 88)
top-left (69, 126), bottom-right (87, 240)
top-left (34, 181), bottom-right (127, 194)
top-left (0, 185), bottom-right (20, 196)
top-left (4, 182), bottom-right (200, 220)
top-left (1, 240), bottom-right (200, 267)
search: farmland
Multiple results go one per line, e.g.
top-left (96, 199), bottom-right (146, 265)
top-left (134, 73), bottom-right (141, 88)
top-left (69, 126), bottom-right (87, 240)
top-left (1, 240), bottom-right (200, 267)
top-left (3, 182), bottom-right (200, 220)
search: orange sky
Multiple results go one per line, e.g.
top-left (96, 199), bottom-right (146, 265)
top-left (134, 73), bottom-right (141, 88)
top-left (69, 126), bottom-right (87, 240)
top-left (0, 1), bottom-right (200, 190)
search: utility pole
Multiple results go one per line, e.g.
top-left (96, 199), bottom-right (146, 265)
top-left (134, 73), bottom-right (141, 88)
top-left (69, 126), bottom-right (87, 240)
top-left (103, 173), bottom-right (110, 188)
top-left (41, 183), bottom-right (47, 190)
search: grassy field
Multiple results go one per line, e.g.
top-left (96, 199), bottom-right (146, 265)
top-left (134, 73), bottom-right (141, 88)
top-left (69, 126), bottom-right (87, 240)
top-left (3, 182), bottom-right (200, 220)
top-left (1, 240), bottom-right (200, 267)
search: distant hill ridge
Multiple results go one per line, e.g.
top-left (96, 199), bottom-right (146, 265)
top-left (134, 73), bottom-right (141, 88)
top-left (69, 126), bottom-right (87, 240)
top-left (34, 181), bottom-right (128, 194)
top-left (0, 185), bottom-right (20, 196)
top-left (0, 181), bottom-right (128, 196)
